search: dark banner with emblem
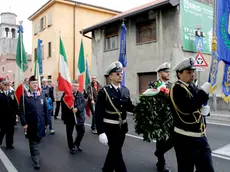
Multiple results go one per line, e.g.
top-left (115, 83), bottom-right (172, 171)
top-left (118, 22), bottom-right (127, 86)
top-left (222, 62), bottom-right (230, 102)
top-left (217, 0), bottom-right (230, 102)
top-left (208, 50), bottom-right (219, 93)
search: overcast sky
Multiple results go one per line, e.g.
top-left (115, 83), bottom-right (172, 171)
top-left (0, 0), bottom-right (155, 54)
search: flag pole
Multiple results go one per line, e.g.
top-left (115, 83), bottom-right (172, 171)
top-left (19, 20), bottom-right (26, 116)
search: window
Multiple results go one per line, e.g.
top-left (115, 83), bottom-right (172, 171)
top-left (40, 16), bottom-right (46, 31)
top-left (34, 48), bottom-right (37, 62)
top-left (105, 32), bottom-right (118, 51)
top-left (136, 19), bottom-right (157, 44)
top-left (5, 28), bottom-right (9, 37)
top-left (48, 75), bottom-right (52, 79)
top-left (33, 23), bottom-right (38, 35)
top-left (11, 28), bottom-right (16, 38)
top-left (48, 42), bottom-right (52, 57)
top-left (42, 45), bottom-right (44, 60)
top-left (48, 13), bottom-right (52, 26)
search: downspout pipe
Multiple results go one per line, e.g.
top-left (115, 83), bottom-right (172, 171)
top-left (73, 1), bottom-right (76, 80)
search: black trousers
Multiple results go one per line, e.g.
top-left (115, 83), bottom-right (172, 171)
top-left (89, 102), bottom-right (96, 130)
top-left (103, 126), bottom-right (127, 172)
top-left (0, 124), bottom-right (14, 147)
top-left (173, 132), bottom-right (214, 172)
top-left (66, 123), bottom-right (85, 149)
top-left (29, 137), bottom-right (41, 165)
top-left (155, 137), bottom-right (173, 167)
top-left (55, 101), bottom-right (61, 117)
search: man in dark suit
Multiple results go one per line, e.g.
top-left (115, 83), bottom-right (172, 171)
top-left (149, 62), bottom-right (173, 172)
top-left (19, 75), bottom-right (49, 170)
top-left (62, 80), bottom-right (86, 154)
top-left (0, 79), bottom-right (18, 149)
top-left (95, 61), bottom-right (134, 172)
top-left (170, 57), bottom-right (214, 172)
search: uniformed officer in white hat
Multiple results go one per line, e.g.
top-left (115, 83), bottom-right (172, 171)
top-left (170, 57), bottom-right (214, 172)
top-left (95, 61), bottom-right (134, 172)
top-left (149, 62), bottom-right (173, 172)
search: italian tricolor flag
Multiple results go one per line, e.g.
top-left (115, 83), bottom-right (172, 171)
top-left (15, 26), bottom-right (28, 104)
top-left (77, 39), bottom-right (85, 92)
top-left (58, 37), bottom-right (74, 109)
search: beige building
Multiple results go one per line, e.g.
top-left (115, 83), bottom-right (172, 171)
top-left (28, 0), bottom-right (120, 82)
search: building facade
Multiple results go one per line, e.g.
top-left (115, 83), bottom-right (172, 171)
top-left (0, 12), bottom-right (32, 81)
top-left (82, 0), bottom-right (227, 110)
top-left (28, 0), bottom-right (120, 82)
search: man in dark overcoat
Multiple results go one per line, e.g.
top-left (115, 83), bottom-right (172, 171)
top-left (19, 75), bottom-right (49, 170)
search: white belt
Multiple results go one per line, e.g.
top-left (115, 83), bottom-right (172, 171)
top-left (174, 127), bottom-right (206, 138)
top-left (103, 118), bottom-right (127, 124)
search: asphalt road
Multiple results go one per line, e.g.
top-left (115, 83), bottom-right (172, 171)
top-left (0, 116), bottom-right (230, 172)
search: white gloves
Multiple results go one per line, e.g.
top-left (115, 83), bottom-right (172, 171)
top-left (99, 133), bottom-right (108, 145)
top-left (200, 105), bottom-right (210, 116)
top-left (201, 82), bottom-right (212, 94)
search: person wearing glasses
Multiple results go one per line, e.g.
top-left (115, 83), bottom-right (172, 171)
top-left (95, 61), bottom-right (134, 172)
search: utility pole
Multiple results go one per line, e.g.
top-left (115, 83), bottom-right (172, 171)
top-left (212, 0), bottom-right (217, 111)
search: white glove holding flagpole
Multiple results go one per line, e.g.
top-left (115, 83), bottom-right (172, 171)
top-left (200, 105), bottom-right (210, 116)
top-left (99, 133), bottom-right (108, 145)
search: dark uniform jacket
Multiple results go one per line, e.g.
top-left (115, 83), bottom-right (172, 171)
top-left (62, 92), bottom-right (86, 125)
top-left (19, 91), bottom-right (49, 139)
top-left (170, 81), bottom-right (209, 133)
top-left (95, 84), bottom-right (134, 135)
top-left (0, 90), bottom-right (18, 128)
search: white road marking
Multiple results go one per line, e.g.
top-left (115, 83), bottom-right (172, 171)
top-left (212, 153), bottom-right (230, 161)
top-left (0, 148), bottom-right (18, 172)
top-left (207, 121), bottom-right (230, 127)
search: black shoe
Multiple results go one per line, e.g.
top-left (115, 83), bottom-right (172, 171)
top-left (157, 166), bottom-right (171, 172)
top-left (69, 148), bottom-right (76, 154)
top-left (6, 146), bottom-right (14, 149)
top-left (76, 146), bottom-right (82, 152)
top-left (54, 116), bottom-right (57, 120)
top-left (34, 163), bottom-right (40, 170)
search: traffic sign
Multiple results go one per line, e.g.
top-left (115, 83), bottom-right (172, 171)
top-left (194, 51), bottom-right (208, 67)
top-left (195, 67), bottom-right (205, 71)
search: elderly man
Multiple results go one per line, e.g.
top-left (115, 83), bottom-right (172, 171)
top-left (0, 79), bottom-right (18, 149)
top-left (95, 61), bottom-right (134, 172)
top-left (62, 80), bottom-right (86, 154)
top-left (170, 58), bottom-right (214, 172)
top-left (149, 62), bottom-right (173, 172)
top-left (19, 75), bottom-right (49, 170)
top-left (87, 75), bottom-right (102, 134)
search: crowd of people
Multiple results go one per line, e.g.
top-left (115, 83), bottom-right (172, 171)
top-left (0, 58), bottom-right (215, 172)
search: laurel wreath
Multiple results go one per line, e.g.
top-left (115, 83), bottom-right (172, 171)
top-left (221, 12), bottom-right (230, 49)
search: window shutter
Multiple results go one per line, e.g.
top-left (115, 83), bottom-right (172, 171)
top-left (43, 16), bottom-right (46, 29)
top-left (48, 13), bottom-right (52, 26)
